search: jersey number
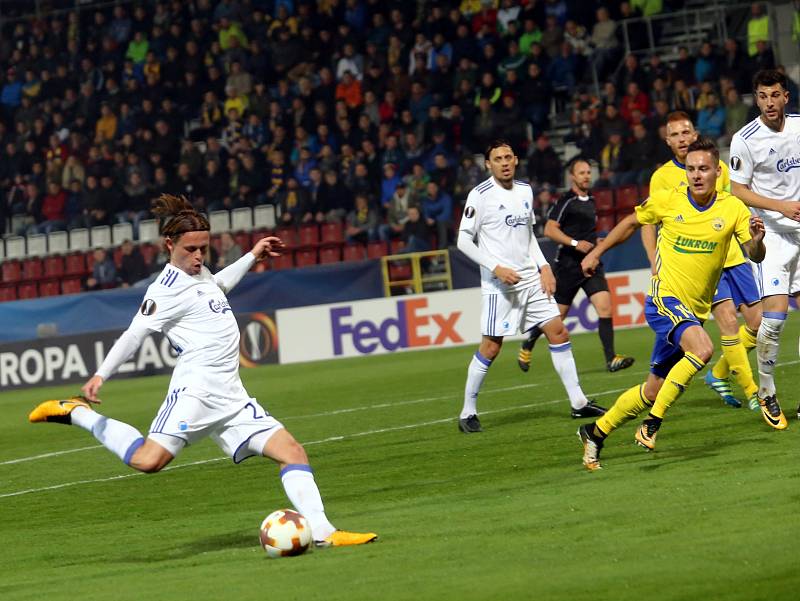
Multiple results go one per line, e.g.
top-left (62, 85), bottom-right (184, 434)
top-left (673, 303), bottom-right (695, 320)
top-left (245, 402), bottom-right (265, 420)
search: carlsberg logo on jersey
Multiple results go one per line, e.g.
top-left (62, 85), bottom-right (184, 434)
top-left (672, 235), bottom-right (718, 254)
top-left (208, 298), bottom-right (232, 313)
top-left (504, 214), bottom-right (529, 227)
top-left (330, 298), bottom-right (463, 355)
top-left (776, 156), bottom-right (800, 173)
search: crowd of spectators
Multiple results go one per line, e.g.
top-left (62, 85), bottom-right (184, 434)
top-left (0, 0), bottom-right (795, 269)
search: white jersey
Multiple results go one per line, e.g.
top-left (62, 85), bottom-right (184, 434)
top-left (459, 177), bottom-right (541, 294)
top-left (134, 264), bottom-right (244, 398)
top-left (97, 256), bottom-right (256, 402)
top-left (729, 114), bottom-right (800, 233)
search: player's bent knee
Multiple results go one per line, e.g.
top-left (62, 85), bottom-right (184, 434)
top-left (128, 439), bottom-right (174, 473)
top-left (694, 345), bottom-right (713, 364)
top-left (263, 429), bottom-right (308, 465)
top-left (546, 325), bottom-right (569, 344)
top-left (642, 382), bottom-right (660, 404)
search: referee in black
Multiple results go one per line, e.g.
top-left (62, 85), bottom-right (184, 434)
top-left (518, 158), bottom-right (635, 373)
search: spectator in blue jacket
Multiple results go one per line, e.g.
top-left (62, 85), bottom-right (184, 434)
top-left (697, 91), bottom-right (726, 139)
top-left (1, 68), bottom-right (23, 112)
top-left (421, 180), bottom-right (453, 249)
top-left (380, 162), bottom-right (402, 208)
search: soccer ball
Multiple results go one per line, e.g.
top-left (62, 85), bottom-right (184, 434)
top-left (259, 509), bottom-right (312, 558)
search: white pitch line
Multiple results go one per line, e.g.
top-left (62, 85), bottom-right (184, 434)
top-left (281, 381), bottom-right (545, 420)
top-left (0, 444), bottom-right (103, 465)
top-left (0, 381), bottom-right (548, 467)
top-left (4, 357), bottom-right (798, 476)
top-left (0, 384), bottom-right (633, 500)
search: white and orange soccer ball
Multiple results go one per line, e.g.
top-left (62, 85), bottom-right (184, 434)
top-left (259, 509), bottom-right (312, 558)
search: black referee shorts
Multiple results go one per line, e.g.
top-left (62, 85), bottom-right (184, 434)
top-left (552, 258), bottom-right (609, 307)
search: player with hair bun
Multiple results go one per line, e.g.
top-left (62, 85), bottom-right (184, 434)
top-left (29, 194), bottom-right (377, 548)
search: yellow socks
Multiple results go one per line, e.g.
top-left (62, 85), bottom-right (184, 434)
top-left (719, 334), bottom-right (758, 397)
top-left (596, 384), bottom-right (651, 436)
top-left (650, 352), bottom-right (705, 419)
top-left (711, 325), bottom-right (757, 379)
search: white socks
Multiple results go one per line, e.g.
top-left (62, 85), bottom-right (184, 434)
top-left (280, 465), bottom-right (336, 541)
top-left (757, 312), bottom-right (787, 398)
top-left (71, 406), bottom-right (144, 465)
top-left (549, 342), bottom-right (588, 409)
top-left (462, 352), bottom-right (491, 418)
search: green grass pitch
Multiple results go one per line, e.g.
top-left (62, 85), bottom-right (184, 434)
top-left (1, 320), bottom-right (799, 601)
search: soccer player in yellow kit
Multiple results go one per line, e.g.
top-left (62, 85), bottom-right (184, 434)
top-left (643, 112), bottom-right (763, 410)
top-left (577, 138), bottom-right (768, 471)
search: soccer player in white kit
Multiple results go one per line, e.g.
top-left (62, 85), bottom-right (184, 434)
top-left (456, 140), bottom-right (605, 433)
top-left (729, 69), bottom-right (800, 425)
top-left (29, 195), bottom-right (377, 548)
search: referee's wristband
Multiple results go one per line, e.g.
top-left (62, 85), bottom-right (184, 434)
top-left (570, 239), bottom-right (578, 247)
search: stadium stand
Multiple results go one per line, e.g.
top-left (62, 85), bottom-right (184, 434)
top-left (0, 0), bottom-right (796, 302)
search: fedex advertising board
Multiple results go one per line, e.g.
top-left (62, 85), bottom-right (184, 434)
top-left (278, 289), bottom-right (479, 363)
top-left (277, 269), bottom-right (653, 364)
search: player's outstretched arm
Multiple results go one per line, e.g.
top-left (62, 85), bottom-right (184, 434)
top-left (251, 236), bottom-right (286, 261)
top-left (213, 237), bottom-right (284, 294)
top-left (742, 215), bottom-right (766, 263)
top-left (731, 181), bottom-right (800, 222)
top-left (83, 326), bottom-right (149, 401)
top-left (581, 213), bottom-right (641, 276)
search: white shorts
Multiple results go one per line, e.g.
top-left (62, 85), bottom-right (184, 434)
top-left (481, 285), bottom-right (560, 337)
top-left (148, 386), bottom-right (284, 463)
top-left (752, 229), bottom-right (800, 297)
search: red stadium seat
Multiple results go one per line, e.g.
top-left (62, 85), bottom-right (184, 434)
top-left (593, 188), bottom-right (614, 215)
top-left (61, 278), bottom-right (83, 295)
top-left (43, 256), bottom-right (65, 278)
top-left (388, 261), bottom-right (412, 281)
top-left (297, 223), bottom-right (320, 247)
top-left (294, 248), bottom-right (317, 268)
top-left (22, 258), bottom-right (44, 281)
top-left (112, 247), bottom-right (123, 268)
top-left (366, 240), bottom-right (387, 259)
top-left (2, 260), bottom-right (22, 283)
top-left (639, 183), bottom-right (650, 200)
top-left (615, 185), bottom-right (640, 210)
top-left (39, 280), bottom-right (60, 297)
top-left (65, 252), bottom-right (87, 276)
top-left (320, 222), bottom-right (344, 244)
top-left (250, 229), bottom-right (270, 246)
top-left (0, 284), bottom-right (17, 302)
top-left (234, 231), bottom-right (250, 251)
top-left (319, 245), bottom-right (342, 264)
top-left (270, 253), bottom-right (294, 270)
top-left (343, 244), bottom-right (366, 262)
top-left (17, 282), bottom-right (38, 299)
top-left (389, 239), bottom-right (404, 255)
top-left (275, 226), bottom-right (298, 248)
top-left (596, 214), bottom-right (615, 234)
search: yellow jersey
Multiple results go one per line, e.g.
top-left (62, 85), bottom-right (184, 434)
top-left (635, 188), bottom-right (753, 320)
top-left (649, 158), bottom-right (745, 269)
